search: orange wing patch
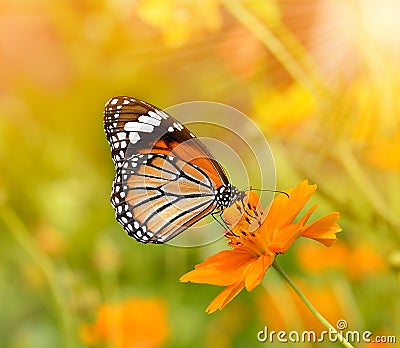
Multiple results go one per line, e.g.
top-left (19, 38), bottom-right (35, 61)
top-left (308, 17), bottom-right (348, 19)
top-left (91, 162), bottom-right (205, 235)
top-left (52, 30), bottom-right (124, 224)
top-left (139, 137), bottom-right (227, 190)
top-left (122, 153), bottom-right (218, 241)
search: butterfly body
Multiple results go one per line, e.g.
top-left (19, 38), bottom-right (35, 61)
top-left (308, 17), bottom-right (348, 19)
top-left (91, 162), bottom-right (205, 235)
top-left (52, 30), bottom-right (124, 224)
top-left (104, 96), bottom-right (241, 243)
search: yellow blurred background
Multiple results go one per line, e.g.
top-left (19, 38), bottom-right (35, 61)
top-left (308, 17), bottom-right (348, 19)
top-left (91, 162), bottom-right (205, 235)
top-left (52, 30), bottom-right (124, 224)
top-left (0, 1), bottom-right (399, 347)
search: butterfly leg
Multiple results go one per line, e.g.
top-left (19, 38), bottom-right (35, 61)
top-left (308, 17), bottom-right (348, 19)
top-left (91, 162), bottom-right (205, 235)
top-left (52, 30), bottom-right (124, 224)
top-left (211, 210), bottom-right (239, 237)
top-left (211, 210), bottom-right (228, 229)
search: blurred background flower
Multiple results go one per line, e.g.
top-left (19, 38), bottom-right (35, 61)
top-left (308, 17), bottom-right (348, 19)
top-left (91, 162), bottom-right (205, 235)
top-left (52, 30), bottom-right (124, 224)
top-left (0, 0), bottom-right (399, 347)
top-left (80, 297), bottom-right (169, 348)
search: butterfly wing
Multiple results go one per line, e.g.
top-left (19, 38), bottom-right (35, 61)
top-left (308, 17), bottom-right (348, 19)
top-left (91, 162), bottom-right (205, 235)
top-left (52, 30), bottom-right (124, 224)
top-left (112, 153), bottom-right (218, 243)
top-left (104, 96), bottom-right (228, 187)
top-left (104, 96), bottom-right (229, 243)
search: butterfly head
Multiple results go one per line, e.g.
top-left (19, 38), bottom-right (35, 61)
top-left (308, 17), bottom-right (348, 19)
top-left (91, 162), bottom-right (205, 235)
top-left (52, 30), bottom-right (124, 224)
top-left (215, 184), bottom-right (243, 210)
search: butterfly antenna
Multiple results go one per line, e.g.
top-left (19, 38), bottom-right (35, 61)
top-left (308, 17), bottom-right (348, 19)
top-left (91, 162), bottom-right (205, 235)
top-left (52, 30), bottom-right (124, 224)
top-left (246, 187), bottom-right (290, 198)
top-left (238, 188), bottom-right (289, 219)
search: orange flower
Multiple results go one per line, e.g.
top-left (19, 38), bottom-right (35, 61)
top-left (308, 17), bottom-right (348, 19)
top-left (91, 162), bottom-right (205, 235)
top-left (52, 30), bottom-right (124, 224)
top-left (297, 242), bottom-right (387, 279)
top-left (180, 180), bottom-right (342, 313)
top-left (80, 298), bottom-right (169, 348)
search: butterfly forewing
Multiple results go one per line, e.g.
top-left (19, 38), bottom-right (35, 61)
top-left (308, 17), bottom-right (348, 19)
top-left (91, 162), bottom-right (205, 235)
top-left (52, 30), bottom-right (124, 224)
top-left (104, 96), bottom-right (239, 244)
top-left (104, 97), bottom-right (227, 183)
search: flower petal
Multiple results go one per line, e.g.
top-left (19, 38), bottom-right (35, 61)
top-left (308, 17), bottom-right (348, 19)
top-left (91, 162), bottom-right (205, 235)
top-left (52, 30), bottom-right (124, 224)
top-left (179, 180), bottom-right (344, 315)
top-left (205, 281), bottom-right (245, 314)
top-left (301, 212), bottom-right (342, 246)
top-left (267, 205), bottom-right (318, 253)
top-left (263, 180), bottom-right (316, 237)
top-left (244, 254), bottom-right (273, 291)
top-left (267, 224), bottom-right (300, 254)
top-left (180, 249), bottom-right (255, 286)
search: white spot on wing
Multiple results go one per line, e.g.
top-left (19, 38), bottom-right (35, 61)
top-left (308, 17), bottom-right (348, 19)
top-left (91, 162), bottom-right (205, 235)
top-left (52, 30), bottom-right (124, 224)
top-left (155, 109), bottom-right (169, 119)
top-left (124, 122), bottom-right (154, 133)
top-left (129, 132), bottom-right (140, 144)
top-left (148, 110), bottom-right (162, 120)
top-left (117, 132), bottom-right (126, 140)
top-left (138, 115), bottom-right (161, 126)
top-left (173, 122), bottom-right (184, 131)
top-left (110, 98), bottom-right (118, 105)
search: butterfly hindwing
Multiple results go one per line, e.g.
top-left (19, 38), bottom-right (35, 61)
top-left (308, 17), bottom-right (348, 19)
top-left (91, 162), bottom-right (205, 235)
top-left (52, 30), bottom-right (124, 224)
top-left (111, 153), bottom-right (217, 243)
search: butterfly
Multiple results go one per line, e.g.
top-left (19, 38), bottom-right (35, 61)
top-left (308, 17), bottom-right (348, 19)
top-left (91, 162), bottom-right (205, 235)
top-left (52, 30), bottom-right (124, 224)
top-left (103, 96), bottom-right (243, 244)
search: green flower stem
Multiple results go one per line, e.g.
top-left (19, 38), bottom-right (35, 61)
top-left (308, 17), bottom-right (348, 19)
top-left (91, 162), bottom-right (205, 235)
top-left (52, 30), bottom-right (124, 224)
top-left (0, 206), bottom-right (74, 348)
top-left (272, 260), bottom-right (354, 348)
